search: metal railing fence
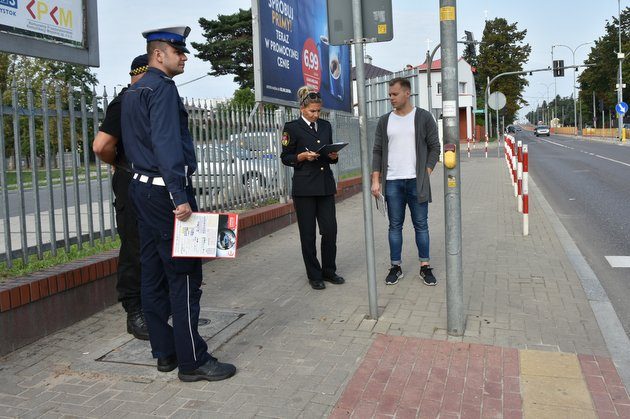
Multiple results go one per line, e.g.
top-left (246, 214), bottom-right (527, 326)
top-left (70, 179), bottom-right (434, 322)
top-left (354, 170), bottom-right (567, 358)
top-left (1, 81), bottom-right (371, 269)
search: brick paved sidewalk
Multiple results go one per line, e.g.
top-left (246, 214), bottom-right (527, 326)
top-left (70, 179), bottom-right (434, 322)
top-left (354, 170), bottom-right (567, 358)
top-left (331, 335), bottom-right (629, 418)
top-left (0, 154), bottom-right (627, 418)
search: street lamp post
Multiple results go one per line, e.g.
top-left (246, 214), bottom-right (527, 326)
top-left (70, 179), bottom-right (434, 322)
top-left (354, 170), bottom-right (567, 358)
top-left (552, 42), bottom-right (592, 134)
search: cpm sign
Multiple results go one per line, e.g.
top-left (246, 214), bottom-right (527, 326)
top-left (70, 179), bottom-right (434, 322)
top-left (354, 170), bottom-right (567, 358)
top-left (26, 0), bottom-right (73, 27)
top-left (0, 0), bottom-right (98, 66)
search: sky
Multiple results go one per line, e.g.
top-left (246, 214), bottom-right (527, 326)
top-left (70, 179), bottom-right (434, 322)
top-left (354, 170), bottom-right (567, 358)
top-left (95, 0), bottom-right (625, 118)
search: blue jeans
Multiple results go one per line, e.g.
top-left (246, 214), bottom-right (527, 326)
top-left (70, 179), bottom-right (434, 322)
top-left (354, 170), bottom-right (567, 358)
top-left (385, 178), bottom-right (430, 265)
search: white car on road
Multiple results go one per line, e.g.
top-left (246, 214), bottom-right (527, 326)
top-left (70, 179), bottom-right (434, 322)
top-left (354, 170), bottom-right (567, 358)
top-left (534, 125), bottom-right (550, 137)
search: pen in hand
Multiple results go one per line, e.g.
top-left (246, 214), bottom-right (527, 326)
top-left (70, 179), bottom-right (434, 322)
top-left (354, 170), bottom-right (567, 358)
top-left (302, 147), bottom-right (319, 161)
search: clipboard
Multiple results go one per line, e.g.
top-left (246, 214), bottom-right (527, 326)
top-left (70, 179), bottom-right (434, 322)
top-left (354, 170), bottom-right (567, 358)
top-left (315, 142), bottom-right (349, 154)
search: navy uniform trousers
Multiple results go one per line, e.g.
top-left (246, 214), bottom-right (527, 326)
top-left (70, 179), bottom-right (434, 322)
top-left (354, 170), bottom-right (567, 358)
top-left (129, 179), bottom-right (211, 372)
top-left (293, 195), bottom-right (337, 281)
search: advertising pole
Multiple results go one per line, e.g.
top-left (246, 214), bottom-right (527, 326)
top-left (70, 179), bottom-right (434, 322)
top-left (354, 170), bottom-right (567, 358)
top-left (439, 0), bottom-right (464, 336)
top-left (352, 0), bottom-right (378, 319)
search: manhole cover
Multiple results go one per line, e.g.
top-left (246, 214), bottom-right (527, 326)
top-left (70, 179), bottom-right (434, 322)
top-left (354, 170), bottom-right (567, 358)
top-left (97, 308), bottom-right (260, 367)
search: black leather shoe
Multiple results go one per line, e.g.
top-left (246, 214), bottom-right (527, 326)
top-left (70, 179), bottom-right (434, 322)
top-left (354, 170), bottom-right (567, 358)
top-left (127, 310), bottom-right (149, 341)
top-left (157, 354), bottom-right (178, 372)
top-left (323, 274), bottom-right (345, 285)
top-left (178, 357), bottom-right (236, 382)
top-left (309, 279), bottom-right (326, 290)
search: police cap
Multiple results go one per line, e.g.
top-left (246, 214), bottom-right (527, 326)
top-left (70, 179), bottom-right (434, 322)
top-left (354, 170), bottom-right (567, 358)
top-left (142, 26), bottom-right (191, 54)
top-left (129, 54), bottom-right (149, 76)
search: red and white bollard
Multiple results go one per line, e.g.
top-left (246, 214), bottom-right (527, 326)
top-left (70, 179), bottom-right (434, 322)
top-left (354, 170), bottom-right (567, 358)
top-left (517, 140), bottom-right (523, 213)
top-left (503, 135), bottom-right (512, 173)
top-left (512, 139), bottom-right (518, 196)
top-left (467, 137), bottom-right (471, 158)
top-left (523, 144), bottom-right (529, 236)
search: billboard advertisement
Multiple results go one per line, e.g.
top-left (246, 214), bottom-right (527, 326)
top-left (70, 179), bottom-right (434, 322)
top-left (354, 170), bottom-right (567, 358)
top-left (0, 0), bottom-right (99, 66)
top-left (253, 0), bottom-right (352, 112)
top-left (0, 0), bottom-right (84, 46)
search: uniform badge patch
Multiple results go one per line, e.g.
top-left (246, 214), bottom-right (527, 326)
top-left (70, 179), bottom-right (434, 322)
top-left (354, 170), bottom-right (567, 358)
top-left (282, 131), bottom-right (290, 146)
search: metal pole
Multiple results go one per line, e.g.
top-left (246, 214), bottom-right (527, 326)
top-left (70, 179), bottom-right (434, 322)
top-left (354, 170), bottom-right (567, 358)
top-left (484, 76), bottom-right (489, 144)
top-left (580, 91), bottom-right (584, 133)
top-left (573, 50), bottom-right (578, 135)
top-left (593, 91), bottom-right (596, 129)
top-left (426, 49), bottom-right (432, 118)
top-left (495, 107), bottom-right (499, 144)
top-left (352, 0), bottom-right (378, 320)
top-left (552, 46), bottom-right (558, 121)
top-left (553, 43), bottom-right (592, 133)
top-left (440, 0), bottom-right (464, 336)
top-left (617, 0), bottom-right (624, 141)
top-left (426, 43), bottom-right (441, 121)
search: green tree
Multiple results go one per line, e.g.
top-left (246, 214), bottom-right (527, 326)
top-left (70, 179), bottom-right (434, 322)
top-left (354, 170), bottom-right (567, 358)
top-left (1, 53), bottom-right (99, 164)
top-left (230, 87), bottom-right (255, 109)
top-left (578, 7), bottom-right (630, 127)
top-left (192, 8), bottom-right (254, 89)
top-left (476, 18), bottom-right (531, 124)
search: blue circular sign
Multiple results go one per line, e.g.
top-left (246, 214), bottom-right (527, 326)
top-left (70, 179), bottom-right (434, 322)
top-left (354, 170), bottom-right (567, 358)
top-left (616, 102), bottom-right (628, 115)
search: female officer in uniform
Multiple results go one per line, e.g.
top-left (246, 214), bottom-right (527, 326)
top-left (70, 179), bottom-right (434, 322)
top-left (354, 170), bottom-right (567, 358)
top-left (281, 86), bottom-right (344, 290)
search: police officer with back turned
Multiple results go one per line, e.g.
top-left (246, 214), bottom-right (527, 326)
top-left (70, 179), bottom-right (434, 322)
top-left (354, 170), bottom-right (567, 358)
top-left (93, 54), bottom-right (150, 341)
top-left (121, 26), bottom-right (236, 382)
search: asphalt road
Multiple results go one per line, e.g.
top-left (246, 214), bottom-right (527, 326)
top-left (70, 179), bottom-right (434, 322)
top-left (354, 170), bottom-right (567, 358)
top-left (1, 177), bottom-right (113, 218)
top-left (515, 130), bottom-right (630, 337)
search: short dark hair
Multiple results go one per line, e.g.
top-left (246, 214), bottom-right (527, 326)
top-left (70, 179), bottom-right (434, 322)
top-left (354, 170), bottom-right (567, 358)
top-left (389, 77), bottom-right (411, 91)
top-left (146, 40), bottom-right (167, 57)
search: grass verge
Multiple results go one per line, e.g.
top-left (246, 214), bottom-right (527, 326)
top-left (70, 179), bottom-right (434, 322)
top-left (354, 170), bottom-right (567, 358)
top-left (0, 237), bottom-right (120, 282)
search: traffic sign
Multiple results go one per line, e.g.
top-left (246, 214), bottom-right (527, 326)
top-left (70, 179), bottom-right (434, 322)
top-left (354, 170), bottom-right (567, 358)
top-left (327, 0), bottom-right (394, 45)
top-left (616, 102), bottom-right (628, 115)
top-left (473, 109), bottom-right (485, 114)
top-left (488, 91), bottom-right (506, 110)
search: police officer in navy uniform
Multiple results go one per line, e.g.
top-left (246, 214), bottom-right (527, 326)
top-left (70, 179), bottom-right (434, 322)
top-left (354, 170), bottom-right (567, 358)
top-left (281, 86), bottom-right (345, 290)
top-left (121, 26), bottom-right (236, 382)
top-left (93, 54), bottom-right (150, 341)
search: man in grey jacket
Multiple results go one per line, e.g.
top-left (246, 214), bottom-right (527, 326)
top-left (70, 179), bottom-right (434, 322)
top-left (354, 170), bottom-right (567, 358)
top-left (371, 77), bottom-right (441, 285)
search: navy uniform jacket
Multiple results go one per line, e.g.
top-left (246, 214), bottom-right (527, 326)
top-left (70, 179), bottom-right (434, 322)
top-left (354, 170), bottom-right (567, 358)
top-left (120, 67), bottom-right (196, 206)
top-left (280, 118), bottom-right (338, 196)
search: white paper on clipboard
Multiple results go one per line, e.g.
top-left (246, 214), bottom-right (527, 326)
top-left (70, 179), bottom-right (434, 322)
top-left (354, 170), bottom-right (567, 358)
top-left (374, 193), bottom-right (387, 217)
top-left (172, 212), bottom-right (238, 258)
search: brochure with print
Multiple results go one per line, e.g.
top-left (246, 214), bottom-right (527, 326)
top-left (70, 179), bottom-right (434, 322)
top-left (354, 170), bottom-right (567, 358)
top-left (172, 213), bottom-right (238, 258)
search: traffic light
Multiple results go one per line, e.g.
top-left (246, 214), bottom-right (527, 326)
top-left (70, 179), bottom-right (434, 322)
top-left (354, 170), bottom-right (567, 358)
top-left (553, 60), bottom-right (565, 77)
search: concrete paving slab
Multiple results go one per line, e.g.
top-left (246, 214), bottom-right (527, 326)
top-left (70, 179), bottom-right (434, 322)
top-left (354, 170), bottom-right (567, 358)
top-left (96, 308), bottom-right (256, 367)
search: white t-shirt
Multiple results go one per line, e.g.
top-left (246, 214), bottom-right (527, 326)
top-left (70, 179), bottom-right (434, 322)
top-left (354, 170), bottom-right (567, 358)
top-left (386, 108), bottom-right (416, 180)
